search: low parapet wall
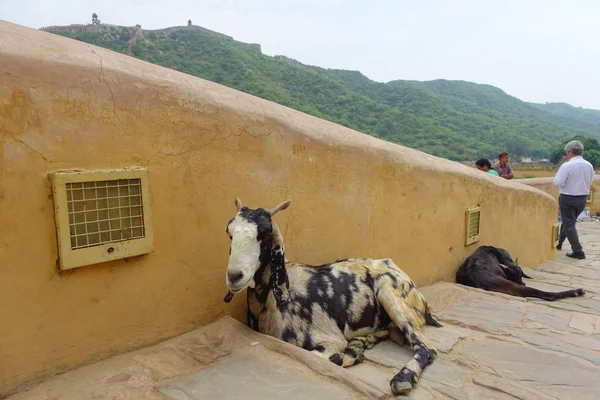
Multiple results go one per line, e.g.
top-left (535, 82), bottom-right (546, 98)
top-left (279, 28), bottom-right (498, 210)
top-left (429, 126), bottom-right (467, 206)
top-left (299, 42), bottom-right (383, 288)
top-left (519, 176), bottom-right (600, 215)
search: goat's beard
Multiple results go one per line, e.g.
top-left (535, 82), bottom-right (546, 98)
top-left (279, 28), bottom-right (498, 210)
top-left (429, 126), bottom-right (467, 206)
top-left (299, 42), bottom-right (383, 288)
top-left (223, 278), bottom-right (256, 303)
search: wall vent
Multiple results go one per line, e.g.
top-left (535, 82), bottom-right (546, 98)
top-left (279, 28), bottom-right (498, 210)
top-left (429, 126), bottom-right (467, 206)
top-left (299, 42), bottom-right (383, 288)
top-left (465, 207), bottom-right (481, 246)
top-left (50, 168), bottom-right (154, 270)
top-left (587, 192), bottom-right (593, 204)
top-left (551, 223), bottom-right (561, 249)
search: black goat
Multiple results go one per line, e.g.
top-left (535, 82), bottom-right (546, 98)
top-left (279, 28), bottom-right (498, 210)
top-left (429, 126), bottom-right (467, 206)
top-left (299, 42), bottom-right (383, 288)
top-left (456, 245), bottom-right (584, 301)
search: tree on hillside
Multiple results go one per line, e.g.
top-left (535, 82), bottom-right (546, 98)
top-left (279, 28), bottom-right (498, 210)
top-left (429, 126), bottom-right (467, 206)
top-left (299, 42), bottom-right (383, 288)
top-left (550, 135), bottom-right (600, 167)
top-left (506, 136), bottom-right (535, 158)
top-left (188, 19), bottom-right (192, 26)
top-left (586, 150), bottom-right (600, 168)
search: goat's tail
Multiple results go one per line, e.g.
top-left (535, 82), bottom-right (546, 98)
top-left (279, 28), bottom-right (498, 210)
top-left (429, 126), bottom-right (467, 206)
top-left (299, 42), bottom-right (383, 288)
top-left (424, 307), bottom-right (443, 327)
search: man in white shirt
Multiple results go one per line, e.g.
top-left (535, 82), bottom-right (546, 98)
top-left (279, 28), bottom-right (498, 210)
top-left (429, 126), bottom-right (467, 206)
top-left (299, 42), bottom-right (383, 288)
top-left (553, 140), bottom-right (594, 259)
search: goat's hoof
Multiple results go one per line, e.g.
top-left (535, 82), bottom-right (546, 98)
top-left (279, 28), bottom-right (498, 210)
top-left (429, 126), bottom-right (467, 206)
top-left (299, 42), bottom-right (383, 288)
top-left (430, 348), bottom-right (438, 359)
top-left (576, 288), bottom-right (585, 296)
top-left (390, 379), bottom-right (412, 394)
top-left (390, 368), bottom-right (416, 395)
top-left (351, 354), bottom-right (365, 366)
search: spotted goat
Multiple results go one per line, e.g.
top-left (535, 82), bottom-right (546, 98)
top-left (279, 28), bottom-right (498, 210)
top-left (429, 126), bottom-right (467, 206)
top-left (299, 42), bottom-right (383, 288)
top-left (223, 198), bottom-right (442, 395)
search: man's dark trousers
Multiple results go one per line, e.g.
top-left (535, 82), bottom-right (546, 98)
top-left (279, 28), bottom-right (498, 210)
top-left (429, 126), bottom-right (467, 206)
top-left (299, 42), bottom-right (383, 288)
top-left (558, 194), bottom-right (588, 252)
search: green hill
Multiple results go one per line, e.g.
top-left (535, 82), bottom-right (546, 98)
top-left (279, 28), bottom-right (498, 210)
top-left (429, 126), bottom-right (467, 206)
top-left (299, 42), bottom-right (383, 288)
top-left (47, 24), bottom-right (600, 161)
top-left (532, 102), bottom-right (600, 126)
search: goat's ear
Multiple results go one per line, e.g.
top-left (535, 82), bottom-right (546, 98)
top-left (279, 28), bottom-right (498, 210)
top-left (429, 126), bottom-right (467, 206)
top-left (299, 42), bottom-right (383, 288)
top-left (268, 200), bottom-right (291, 216)
top-left (269, 246), bottom-right (290, 308)
top-left (271, 222), bottom-right (285, 248)
top-left (235, 198), bottom-right (244, 211)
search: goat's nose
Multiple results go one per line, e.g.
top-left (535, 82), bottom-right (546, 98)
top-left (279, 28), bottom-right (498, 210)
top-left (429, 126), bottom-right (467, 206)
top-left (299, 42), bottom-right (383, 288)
top-left (228, 271), bottom-right (244, 284)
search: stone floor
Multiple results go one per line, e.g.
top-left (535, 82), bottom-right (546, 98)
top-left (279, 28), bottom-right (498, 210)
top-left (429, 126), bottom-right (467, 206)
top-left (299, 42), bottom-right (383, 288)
top-left (8, 221), bottom-right (600, 400)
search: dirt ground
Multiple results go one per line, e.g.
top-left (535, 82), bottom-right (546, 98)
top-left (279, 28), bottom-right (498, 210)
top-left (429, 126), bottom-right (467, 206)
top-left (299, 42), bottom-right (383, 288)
top-left (513, 169), bottom-right (557, 179)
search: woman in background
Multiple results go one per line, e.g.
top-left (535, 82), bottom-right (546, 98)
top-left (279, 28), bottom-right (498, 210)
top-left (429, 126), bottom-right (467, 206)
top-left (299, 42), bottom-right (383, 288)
top-left (475, 158), bottom-right (500, 176)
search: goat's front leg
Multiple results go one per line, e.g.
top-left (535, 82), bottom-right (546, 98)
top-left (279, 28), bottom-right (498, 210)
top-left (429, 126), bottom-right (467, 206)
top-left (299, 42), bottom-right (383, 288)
top-left (312, 341), bottom-right (365, 367)
top-left (348, 330), bottom-right (390, 350)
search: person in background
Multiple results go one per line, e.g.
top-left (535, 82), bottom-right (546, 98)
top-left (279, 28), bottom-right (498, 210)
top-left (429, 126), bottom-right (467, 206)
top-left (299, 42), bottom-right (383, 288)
top-left (494, 152), bottom-right (514, 179)
top-left (475, 158), bottom-right (500, 176)
top-left (553, 140), bottom-right (594, 259)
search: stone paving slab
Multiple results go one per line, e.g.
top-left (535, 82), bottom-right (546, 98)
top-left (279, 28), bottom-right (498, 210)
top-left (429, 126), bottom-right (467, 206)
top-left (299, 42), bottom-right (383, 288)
top-left (7, 222), bottom-right (600, 399)
top-left (420, 282), bottom-right (600, 365)
top-left (157, 354), bottom-right (354, 400)
top-left (7, 317), bottom-right (382, 400)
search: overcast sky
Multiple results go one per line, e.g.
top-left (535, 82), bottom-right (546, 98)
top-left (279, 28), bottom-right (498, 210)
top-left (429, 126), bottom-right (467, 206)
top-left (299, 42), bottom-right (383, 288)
top-left (3, 0), bottom-right (600, 109)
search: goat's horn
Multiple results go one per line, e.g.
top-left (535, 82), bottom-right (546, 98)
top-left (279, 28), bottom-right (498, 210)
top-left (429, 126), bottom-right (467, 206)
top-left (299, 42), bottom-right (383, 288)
top-left (268, 200), bottom-right (291, 216)
top-left (235, 198), bottom-right (244, 211)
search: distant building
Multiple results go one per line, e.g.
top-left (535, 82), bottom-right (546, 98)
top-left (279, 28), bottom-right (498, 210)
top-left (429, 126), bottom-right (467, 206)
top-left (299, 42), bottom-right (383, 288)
top-left (520, 157), bottom-right (532, 164)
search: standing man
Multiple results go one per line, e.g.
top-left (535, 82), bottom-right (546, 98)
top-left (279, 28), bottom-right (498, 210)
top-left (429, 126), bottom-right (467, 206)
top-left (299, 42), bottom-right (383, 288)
top-left (494, 152), bottom-right (514, 180)
top-left (554, 140), bottom-right (594, 259)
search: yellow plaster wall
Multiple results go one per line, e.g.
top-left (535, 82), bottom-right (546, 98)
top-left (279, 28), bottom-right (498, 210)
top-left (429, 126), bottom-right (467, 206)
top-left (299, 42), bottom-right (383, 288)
top-left (0, 21), bottom-right (557, 394)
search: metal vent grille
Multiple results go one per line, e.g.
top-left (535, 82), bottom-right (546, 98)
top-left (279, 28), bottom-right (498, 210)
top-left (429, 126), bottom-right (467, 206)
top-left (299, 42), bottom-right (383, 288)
top-left (67, 179), bottom-right (145, 249)
top-left (465, 207), bottom-right (481, 246)
top-left (552, 223), bottom-right (561, 249)
top-left (50, 168), bottom-right (154, 270)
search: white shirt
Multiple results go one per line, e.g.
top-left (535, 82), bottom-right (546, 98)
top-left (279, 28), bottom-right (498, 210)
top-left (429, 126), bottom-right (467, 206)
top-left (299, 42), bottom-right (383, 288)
top-left (553, 156), bottom-right (594, 195)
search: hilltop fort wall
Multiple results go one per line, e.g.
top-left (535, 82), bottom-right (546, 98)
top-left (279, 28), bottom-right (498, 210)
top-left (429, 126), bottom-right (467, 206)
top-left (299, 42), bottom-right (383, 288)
top-left (40, 23), bottom-right (262, 52)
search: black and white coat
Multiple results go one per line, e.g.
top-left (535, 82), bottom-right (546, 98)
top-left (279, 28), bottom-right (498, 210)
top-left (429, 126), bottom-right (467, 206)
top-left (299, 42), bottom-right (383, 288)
top-left (224, 198), bottom-right (442, 395)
